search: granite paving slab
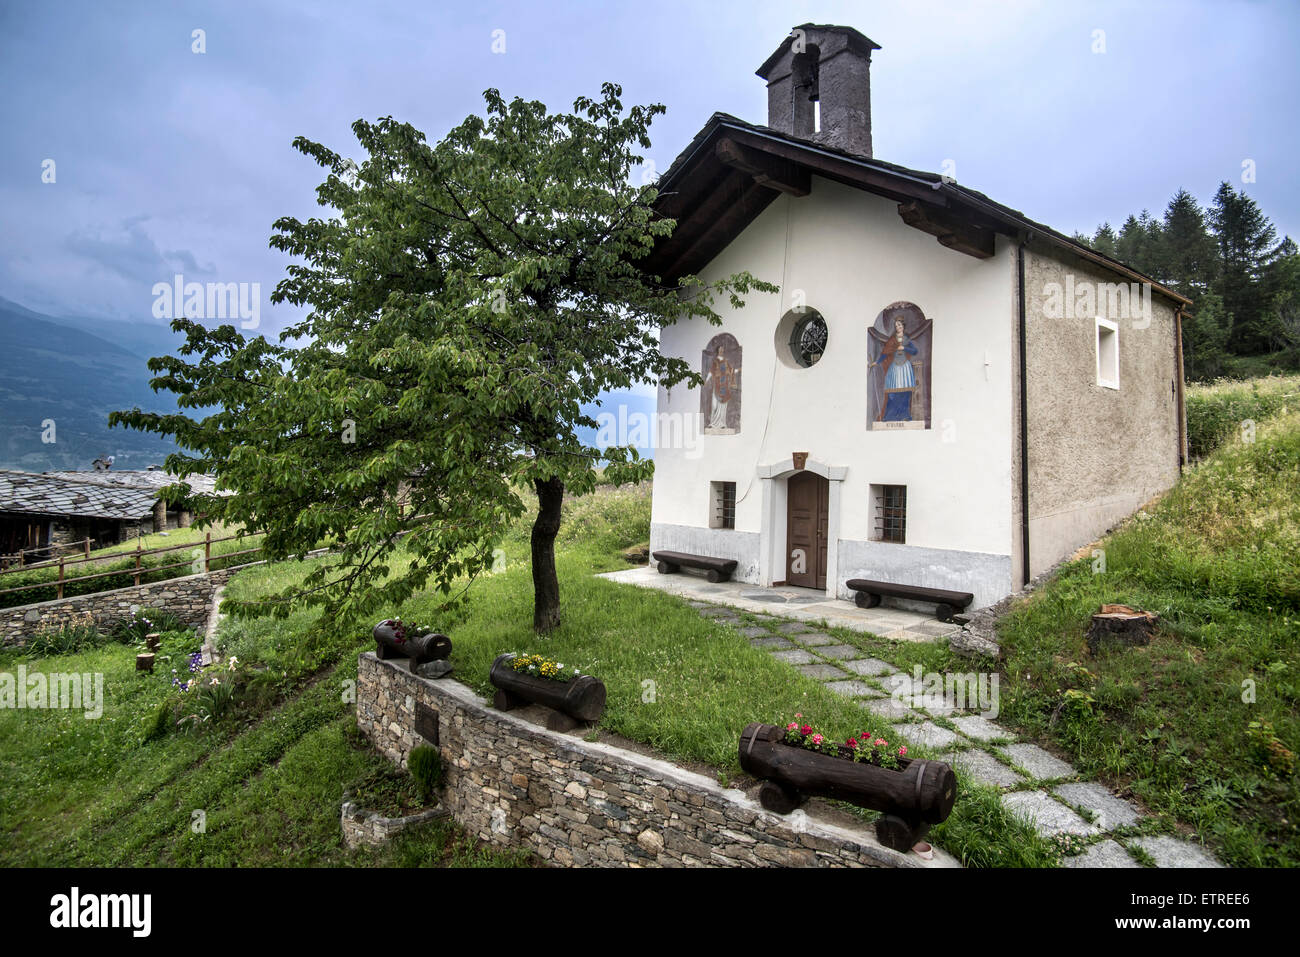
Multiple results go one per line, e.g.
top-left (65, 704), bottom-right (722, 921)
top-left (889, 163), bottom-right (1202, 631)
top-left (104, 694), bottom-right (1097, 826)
top-left (777, 621), bottom-right (818, 634)
top-left (951, 715), bottom-right (1013, 743)
top-left (1127, 835), bottom-right (1222, 868)
top-left (824, 679), bottom-right (883, 699)
top-left (798, 663), bottom-right (849, 680)
top-left (815, 644), bottom-right (862, 659)
top-left (1001, 743), bottom-right (1076, 780)
top-left (842, 657), bottom-right (898, 677)
top-left (770, 649), bottom-right (816, 665)
top-left (739, 625), bottom-right (773, 638)
top-left (1061, 840), bottom-right (1141, 869)
top-left (698, 606), bottom-right (737, 618)
top-left (1052, 782), bottom-right (1143, 831)
top-left (951, 749), bottom-right (1026, 789)
top-left (750, 636), bottom-right (795, 650)
top-left (862, 697), bottom-right (915, 721)
top-left (906, 721), bottom-right (960, 749)
top-left (789, 632), bottom-right (834, 647)
top-left (1001, 791), bottom-right (1101, 838)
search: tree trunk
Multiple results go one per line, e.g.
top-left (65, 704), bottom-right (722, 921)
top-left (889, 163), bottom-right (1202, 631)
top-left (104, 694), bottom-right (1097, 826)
top-left (531, 476), bottom-right (564, 632)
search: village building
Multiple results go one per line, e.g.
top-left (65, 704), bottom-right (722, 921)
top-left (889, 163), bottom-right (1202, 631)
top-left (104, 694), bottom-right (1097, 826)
top-left (643, 25), bottom-right (1189, 612)
top-left (0, 467), bottom-right (217, 562)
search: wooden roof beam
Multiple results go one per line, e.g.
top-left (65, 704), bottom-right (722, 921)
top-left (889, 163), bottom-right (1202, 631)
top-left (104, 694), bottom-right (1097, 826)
top-left (897, 200), bottom-right (996, 259)
top-left (715, 138), bottom-right (811, 196)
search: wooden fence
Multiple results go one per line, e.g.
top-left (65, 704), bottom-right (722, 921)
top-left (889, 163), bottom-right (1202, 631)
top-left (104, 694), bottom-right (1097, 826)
top-left (0, 532), bottom-right (262, 601)
top-left (0, 537), bottom-right (93, 571)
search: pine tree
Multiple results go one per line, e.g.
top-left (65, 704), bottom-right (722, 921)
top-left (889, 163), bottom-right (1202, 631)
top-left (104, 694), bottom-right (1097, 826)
top-left (1092, 222), bottom-right (1118, 259)
top-left (1209, 181), bottom-right (1279, 352)
top-left (1158, 189), bottom-right (1218, 301)
top-left (1116, 211), bottom-right (1161, 276)
top-left (1181, 291), bottom-right (1231, 380)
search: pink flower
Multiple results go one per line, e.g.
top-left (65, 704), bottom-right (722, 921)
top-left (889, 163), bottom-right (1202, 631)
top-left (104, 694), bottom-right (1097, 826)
top-left (787, 722), bottom-right (798, 730)
top-left (898, 746), bottom-right (907, 756)
top-left (846, 737), bottom-right (858, 749)
top-left (811, 734), bottom-right (823, 745)
top-left (875, 738), bottom-right (887, 747)
top-left (801, 724), bottom-right (812, 736)
top-left (794, 713), bottom-right (802, 719)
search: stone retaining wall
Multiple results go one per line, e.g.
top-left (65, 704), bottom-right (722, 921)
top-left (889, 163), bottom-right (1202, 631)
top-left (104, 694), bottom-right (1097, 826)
top-left (357, 651), bottom-right (954, 868)
top-left (340, 802), bottom-right (449, 849)
top-left (2, 567), bottom-right (242, 646)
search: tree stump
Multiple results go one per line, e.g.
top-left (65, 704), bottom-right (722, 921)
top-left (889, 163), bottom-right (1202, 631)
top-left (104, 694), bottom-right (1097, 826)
top-left (1086, 604), bottom-right (1158, 655)
top-left (136, 653), bottom-right (155, 673)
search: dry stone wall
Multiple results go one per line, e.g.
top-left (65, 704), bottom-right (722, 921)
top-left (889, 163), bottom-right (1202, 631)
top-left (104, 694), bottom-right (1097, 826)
top-left (1, 567), bottom-right (240, 646)
top-left (357, 651), bottom-right (950, 868)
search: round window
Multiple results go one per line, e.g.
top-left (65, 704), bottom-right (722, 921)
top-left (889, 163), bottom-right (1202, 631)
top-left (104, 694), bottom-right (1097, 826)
top-left (775, 309), bottom-right (828, 369)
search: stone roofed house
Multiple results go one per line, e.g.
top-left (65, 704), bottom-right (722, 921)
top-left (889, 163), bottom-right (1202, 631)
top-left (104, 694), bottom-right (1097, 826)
top-left (40, 467), bottom-right (222, 538)
top-left (643, 25), bottom-right (1189, 610)
top-left (0, 469), bottom-right (159, 559)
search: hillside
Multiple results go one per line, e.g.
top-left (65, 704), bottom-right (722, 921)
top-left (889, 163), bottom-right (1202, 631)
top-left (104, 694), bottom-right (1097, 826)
top-left (0, 297), bottom-right (183, 471)
top-left (997, 380), bottom-right (1300, 866)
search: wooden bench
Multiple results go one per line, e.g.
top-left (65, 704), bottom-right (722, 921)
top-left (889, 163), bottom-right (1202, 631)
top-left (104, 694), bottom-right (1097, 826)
top-left (846, 578), bottom-right (974, 623)
top-left (652, 550), bottom-right (738, 583)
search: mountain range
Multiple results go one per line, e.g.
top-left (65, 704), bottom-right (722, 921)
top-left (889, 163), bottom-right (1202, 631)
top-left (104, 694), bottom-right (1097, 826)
top-left (0, 295), bottom-right (659, 473)
top-left (0, 297), bottom-right (184, 471)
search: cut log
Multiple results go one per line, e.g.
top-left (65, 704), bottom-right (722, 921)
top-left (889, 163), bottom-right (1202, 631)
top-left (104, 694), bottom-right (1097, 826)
top-left (489, 653), bottom-right (606, 723)
top-left (373, 620), bottom-right (453, 674)
top-left (1086, 604), bottom-right (1158, 655)
top-left (738, 723), bottom-right (956, 851)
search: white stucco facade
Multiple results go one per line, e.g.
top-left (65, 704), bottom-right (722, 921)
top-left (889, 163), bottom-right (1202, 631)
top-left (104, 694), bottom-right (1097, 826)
top-left (650, 176), bottom-right (1017, 609)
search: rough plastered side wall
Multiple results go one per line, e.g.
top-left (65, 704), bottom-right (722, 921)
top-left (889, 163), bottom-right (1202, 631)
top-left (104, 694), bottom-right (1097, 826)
top-left (356, 652), bottom-right (955, 868)
top-left (1022, 247), bottom-right (1183, 577)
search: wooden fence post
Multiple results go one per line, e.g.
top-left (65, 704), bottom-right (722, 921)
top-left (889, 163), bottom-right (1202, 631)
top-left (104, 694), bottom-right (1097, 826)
top-left (84, 537), bottom-right (91, 559)
top-left (58, 555), bottom-right (65, 599)
top-left (134, 537), bottom-right (142, 587)
top-left (205, 532), bottom-right (211, 574)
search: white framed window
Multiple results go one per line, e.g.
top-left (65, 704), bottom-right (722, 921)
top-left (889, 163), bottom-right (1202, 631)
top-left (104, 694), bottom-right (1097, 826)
top-left (1096, 317), bottom-right (1119, 390)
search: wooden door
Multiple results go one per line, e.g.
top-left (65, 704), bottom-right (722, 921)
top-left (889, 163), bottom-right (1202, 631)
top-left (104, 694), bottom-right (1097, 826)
top-left (786, 472), bottom-right (828, 589)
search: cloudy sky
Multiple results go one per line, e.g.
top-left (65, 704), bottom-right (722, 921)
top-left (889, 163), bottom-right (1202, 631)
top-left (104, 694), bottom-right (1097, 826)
top-left (2, 0), bottom-right (1297, 344)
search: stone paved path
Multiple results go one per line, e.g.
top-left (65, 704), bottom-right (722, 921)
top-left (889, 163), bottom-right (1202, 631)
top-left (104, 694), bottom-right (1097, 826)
top-left (683, 601), bottom-right (1225, 869)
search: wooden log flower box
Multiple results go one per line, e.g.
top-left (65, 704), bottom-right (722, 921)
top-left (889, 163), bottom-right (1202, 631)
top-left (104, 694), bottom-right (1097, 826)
top-left (739, 721), bottom-right (957, 853)
top-left (489, 652), bottom-right (605, 726)
top-left (373, 619), bottom-right (452, 673)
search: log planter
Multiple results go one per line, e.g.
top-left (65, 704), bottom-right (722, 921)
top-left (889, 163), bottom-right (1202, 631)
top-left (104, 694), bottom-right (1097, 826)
top-left (738, 722), bottom-right (957, 853)
top-left (489, 653), bottom-right (606, 729)
top-left (373, 620), bottom-right (452, 673)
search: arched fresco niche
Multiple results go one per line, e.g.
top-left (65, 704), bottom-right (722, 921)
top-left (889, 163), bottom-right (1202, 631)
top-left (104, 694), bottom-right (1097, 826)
top-left (701, 332), bottom-right (742, 434)
top-left (868, 302), bottom-right (932, 430)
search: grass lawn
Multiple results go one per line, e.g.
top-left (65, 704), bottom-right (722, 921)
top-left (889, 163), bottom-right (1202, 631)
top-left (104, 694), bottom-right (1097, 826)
top-left (995, 404), bottom-right (1300, 867)
top-left (2, 481), bottom-right (1056, 867)
top-left (10, 389), bottom-right (1293, 869)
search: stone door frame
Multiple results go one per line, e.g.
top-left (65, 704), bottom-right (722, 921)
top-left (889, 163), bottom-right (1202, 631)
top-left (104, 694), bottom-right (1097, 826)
top-left (757, 457), bottom-right (847, 598)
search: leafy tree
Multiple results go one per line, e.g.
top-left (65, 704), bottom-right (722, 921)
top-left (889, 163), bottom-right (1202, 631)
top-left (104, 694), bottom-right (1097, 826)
top-left (1209, 181), bottom-right (1280, 352)
top-left (111, 84), bottom-right (774, 632)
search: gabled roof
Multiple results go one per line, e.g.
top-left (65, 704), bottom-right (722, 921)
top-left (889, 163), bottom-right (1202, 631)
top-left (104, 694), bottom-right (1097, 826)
top-left (0, 470), bottom-right (158, 521)
top-left (640, 112), bottom-right (1191, 307)
top-left (42, 469), bottom-right (221, 497)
